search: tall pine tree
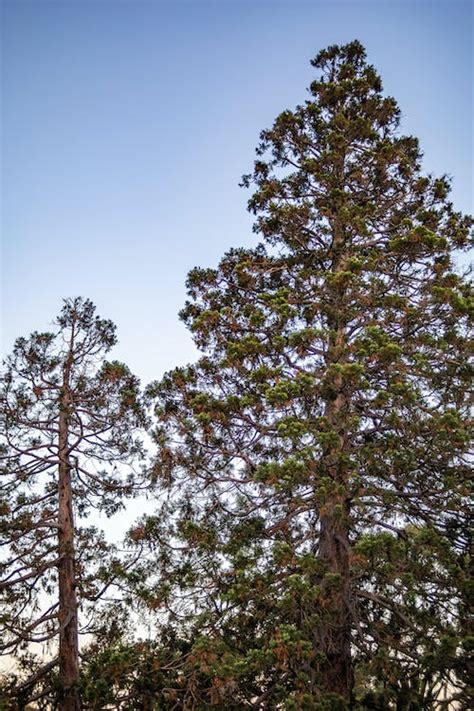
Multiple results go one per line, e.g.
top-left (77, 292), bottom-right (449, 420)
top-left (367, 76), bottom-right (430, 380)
top-left (136, 41), bottom-right (472, 707)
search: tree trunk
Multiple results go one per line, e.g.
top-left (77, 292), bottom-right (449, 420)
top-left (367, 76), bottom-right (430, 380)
top-left (314, 200), bottom-right (353, 701)
top-left (57, 370), bottom-right (80, 710)
top-left (317, 500), bottom-right (352, 698)
top-left (315, 379), bottom-right (353, 701)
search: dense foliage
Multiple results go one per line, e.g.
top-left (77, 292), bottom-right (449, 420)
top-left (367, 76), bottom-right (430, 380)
top-left (131, 40), bottom-right (472, 708)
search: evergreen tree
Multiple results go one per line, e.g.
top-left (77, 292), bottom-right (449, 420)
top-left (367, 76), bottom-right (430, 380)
top-left (1, 298), bottom-right (147, 710)
top-left (139, 41), bottom-right (472, 707)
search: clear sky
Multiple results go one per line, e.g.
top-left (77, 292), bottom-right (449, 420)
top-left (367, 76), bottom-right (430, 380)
top-left (1, 0), bottom-right (473, 387)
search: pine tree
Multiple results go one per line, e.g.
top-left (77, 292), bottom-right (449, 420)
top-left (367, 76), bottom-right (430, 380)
top-left (1, 298), bottom-right (147, 709)
top-left (140, 41), bottom-right (472, 706)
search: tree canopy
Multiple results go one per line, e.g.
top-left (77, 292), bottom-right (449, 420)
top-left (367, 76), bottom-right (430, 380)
top-left (135, 39), bottom-right (472, 708)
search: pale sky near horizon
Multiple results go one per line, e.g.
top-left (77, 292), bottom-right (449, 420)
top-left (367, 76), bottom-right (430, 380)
top-left (2, 0), bottom-right (473, 389)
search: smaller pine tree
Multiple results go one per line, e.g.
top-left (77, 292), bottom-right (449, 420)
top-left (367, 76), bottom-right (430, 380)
top-left (1, 297), bottom-right (147, 710)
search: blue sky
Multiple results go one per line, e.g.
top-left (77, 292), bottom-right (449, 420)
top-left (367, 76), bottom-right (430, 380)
top-left (2, 0), bottom-right (473, 386)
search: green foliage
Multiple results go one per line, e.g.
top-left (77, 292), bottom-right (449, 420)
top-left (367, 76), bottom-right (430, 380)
top-left (130, 39), bottom-right (473, 708)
